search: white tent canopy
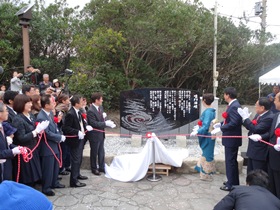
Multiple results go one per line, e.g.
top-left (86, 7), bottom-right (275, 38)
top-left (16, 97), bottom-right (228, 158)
top-left (259, 65), bottom-right (280, 85)
top-left (259, 65), bottom-right (280, 97)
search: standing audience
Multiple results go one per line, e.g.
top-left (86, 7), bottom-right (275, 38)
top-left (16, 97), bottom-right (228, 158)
top-left (62, 95), bottom-right (89, 187)
top-left (251, 92), bottom-right (280, 199)
top-left (39, 74), bottom-right (52, 93)
top-left (267, 85), bottom-right (280, 113)
top-left (211, 87), bottom-right (243, 191)
top-left (87, 93), bottom-right (115, 176)
top-left (191, 93), bottom-right (216, 181)
top-left (12, 94), bottom-right (47, 186)
top-left (0, 102), bottom-right (21, 183)
top-left (37, 94), bottom-right (66, 196)
top-left (10, 71), bottom-right (22, 92)
top-left (238, 97), bottom-right (274, 174)
top-left (3, 90), bottom-right (18, 124)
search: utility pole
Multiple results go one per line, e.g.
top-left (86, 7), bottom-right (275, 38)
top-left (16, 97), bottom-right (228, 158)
top-left (261, 0), bottom-right (267, 33)
top-left (213, 1), bottom-right (218, 97)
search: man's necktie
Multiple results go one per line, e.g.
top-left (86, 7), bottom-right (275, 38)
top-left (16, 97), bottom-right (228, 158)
top-left (0, 126), bottom-right (4, 138)
top-left (78, 111), bottom-right (82, 122)
top-left (78, 111), bottom-right (85, 133)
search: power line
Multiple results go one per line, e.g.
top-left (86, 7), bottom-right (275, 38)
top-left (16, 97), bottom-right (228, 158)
top-left (218, 13), bottom-right (280, 28)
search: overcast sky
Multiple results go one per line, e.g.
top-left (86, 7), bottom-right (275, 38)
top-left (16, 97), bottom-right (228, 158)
top-left (24, 0), bottom-right (280, 41)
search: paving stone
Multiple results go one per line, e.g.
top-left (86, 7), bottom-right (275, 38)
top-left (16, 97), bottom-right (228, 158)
top-left (51, 168), bottom-right (247, 209)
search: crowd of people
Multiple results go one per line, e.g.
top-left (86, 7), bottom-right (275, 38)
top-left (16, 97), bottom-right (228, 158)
top-left (1, 67), bottom-right (280, 208)
top-left (0, 68), bottom-right (116, 197)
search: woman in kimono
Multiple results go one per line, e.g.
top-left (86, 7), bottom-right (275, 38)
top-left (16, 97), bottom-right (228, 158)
top-left (191, 93), bottom-right (216, 181)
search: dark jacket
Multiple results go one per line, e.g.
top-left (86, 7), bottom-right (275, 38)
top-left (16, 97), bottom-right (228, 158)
top-left (243, 111), bottom-right (274, 160)
top-left (62, 107), bottom-right (86, 148)
top-left (86, 104), bottom-right (106, 141)
top-left (221, 100), bottom-right (243, 147)
top-left (36, 110), bottom-right (61, 156)
top-left (261, 112), bottom-right (280, 171)
top-left (213, 185), bottom-right (280, 210)
top-left (12, 114), bottom-right (37, 148)
top-left (6, 106), bottom-right (17, 124)
top-left (0, 131), bottom-right (14, 182)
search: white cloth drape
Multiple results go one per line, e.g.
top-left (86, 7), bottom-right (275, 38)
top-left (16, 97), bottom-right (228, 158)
top-left (105, 134), bottom-right (188, 182)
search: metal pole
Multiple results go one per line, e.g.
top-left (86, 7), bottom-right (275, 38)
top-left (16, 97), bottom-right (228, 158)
top-left (147, 138), bottom-right (162, 182)
top-left (213, 0), bottom-right (218, 97)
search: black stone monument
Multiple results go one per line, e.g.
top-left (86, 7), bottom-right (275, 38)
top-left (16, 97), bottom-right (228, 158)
top-left (120, 88), bottom-right (200, 137)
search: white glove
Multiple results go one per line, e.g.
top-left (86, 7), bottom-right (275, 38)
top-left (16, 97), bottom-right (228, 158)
top-left (213, 123), bottom-right (221, 129)
top-left (111, 122), bottom-right (116, 128)
top-left (211, 127), bottom-right (221, 135)
top-left (102, 112), bottom-right (107, 119)
top-left (78, 131), bottom-right (85, 140)
top-left (274, 144), bottom-right (280, 152)
top-left (60, 135), bottom-right (66, 142)
top-left (35, 120), bottom-right (50, 133)
top-left (105, 120), bottom-right (115, 128)
top-left (0, 159), bottom-right (6, 164)
top-left (12, 146), bottom-right (21, 155)
top-left (193, 125), bottom-right (199, 132)
top-left (237, 107), bottom-right (251, 120)
top-left (249, 134), bottom-right (261, 142)
top-left (6, 136), bottom-right (13, 146)
top-left (190, 130), bottom-right (198, 137)
top-left (86, 125), bottom-right (93, 131)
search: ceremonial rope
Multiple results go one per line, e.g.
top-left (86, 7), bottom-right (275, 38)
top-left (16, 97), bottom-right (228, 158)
top-left (64, 127), bottom-right (276, 148)
top-left (15, 127), bottom-right (275, 182)
top-left (16, 132), bottom-right (62, 183)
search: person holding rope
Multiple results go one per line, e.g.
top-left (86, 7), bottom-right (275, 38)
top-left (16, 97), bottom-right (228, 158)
top-left (87, 93), bottom-right (116, 176)
top-left (62, 95), bottom-right (89, 187)
top-left (12, 94), bottom-right (49, 186)
top-left (190, 93), bottom-right (216, 181)
top-left (211, 87), bottom-right (243, 191)
top-left (37, 94), bottom-right (66, 196)
top-left (249, 92), bottom-right (280, 199)
top-left (0, 102), bottom-right (22, 183)
top-left (237, 97), bottom-right (274, 174)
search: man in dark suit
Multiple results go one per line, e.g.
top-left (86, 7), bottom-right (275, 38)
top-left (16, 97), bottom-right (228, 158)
top-left (3, 91), bottom-right (18, 124)
top-left (212, 87), bottom-right (242, 191)
top-left (250, 92), bottom-right (280, 199)
top-left (238, 97), bottom-right (274, 174)
top-left (0, 102), bottom-right (21, 183)
top-left (86, 93), bottom-right (115, 175)
top-left (37, 94), bottom-right (66, 196)
top-left (214, 169), bottom-right (280, 210)
top-left (62, 95), bottom-right (88, 187)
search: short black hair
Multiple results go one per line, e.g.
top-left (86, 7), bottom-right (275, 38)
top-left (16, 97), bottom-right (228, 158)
top-left (70, 95), bottom-right (82, 107)
top-left (3, 91), bottom-right (18, 105)
top-left (246, 169), bottom-right (269, 189)
top-left (40, 94), bottom-right (51, 108)
top-left (202, 93), bottom-right (214, 105)
top-left (22, 84), bottom-right (35, 94)
top-left (224, 87), bottom-right (237, 99)
top-left (258, 97), bottom-right (271, 110)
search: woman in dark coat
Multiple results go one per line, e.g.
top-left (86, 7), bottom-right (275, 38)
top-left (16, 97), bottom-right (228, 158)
top-left (12, 94), bottom-right (42, 185)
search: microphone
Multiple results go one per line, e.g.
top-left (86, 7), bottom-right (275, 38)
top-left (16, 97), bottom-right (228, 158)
top-left (65, 69), bottom-right (73, 75)
top-left (0, 66), bottom-right (4, 74)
